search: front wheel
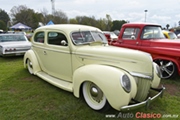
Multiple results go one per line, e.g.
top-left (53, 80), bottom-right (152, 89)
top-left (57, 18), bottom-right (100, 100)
top-left (154, 59), bottom-right (177, 79)
top-left (82, 81), bottom-right (110, 111)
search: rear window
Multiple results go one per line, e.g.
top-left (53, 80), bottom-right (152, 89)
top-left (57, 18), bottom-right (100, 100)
top-left (0, 34), bottom-right (27, 42)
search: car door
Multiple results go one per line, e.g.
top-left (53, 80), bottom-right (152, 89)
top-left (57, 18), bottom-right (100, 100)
top-left (118, 28), bottom-right (141, 50)
top-left (34, 31), bottom-right (72, 82)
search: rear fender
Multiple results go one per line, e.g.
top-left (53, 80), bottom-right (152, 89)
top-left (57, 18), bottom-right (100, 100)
top-left (23, 50), bottom-right (41, 75)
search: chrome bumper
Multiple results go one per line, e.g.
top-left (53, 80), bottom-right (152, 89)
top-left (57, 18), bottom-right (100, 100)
top-left (120, 86), bottom-right (165, 111)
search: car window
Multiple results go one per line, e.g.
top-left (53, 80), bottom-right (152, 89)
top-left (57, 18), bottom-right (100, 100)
top-left (48, 32), bottom-right (68, 46)
top-left (122, 28), bottom-right (140, 40)
top-left (34, 32), bottom-right (45, 43)
top-left (71, 31), bottom-right (107, 45)
top-left (141, 26), bottom-right (165, 39)
top-left (0, 34), bottom-right (27, 42)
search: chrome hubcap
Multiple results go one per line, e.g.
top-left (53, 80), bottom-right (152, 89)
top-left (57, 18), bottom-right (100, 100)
top-left (157, 60), bottom-right (175, 78)
top-left (29, 61), bottom-right (33, 68)
top-left (89, 83), bottom-right (103, 103)
top-left (90, 87), bottom-right (98, 97)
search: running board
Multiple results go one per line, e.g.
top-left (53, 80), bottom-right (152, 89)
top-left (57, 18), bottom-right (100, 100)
top-left (36, 71), bottom-right (73, 92)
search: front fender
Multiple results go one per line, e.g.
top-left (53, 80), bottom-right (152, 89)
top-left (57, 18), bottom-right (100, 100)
top-left (73, 64), bottom-right (137, 111)
top-left (23, 50), bottom-right (41, 75)
top-left (151, 62), bottom-right (161, 88)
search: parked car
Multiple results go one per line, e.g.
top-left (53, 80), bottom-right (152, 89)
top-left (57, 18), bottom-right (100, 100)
top-left (0, 33), bottom-right (31, 56)
top-left (109, 22), bottom-right (180, 79)
top-left (24, 24), bottom-right (164, 111)
top-left (162, 30), bottom-right (178, 39)
top-left (26, 33), bottom-right (33, 41)
top-left (103, 31), bottom-right (118, 42)
top-left (177, 33), bottom-right (180, 39)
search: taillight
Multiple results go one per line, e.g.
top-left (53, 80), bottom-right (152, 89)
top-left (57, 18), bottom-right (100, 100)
top-left (5, 48), bottom-right (16, 52)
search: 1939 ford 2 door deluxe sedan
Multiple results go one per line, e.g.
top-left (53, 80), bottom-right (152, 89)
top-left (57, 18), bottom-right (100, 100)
top-left (24, 24), bottom-right (165, 111)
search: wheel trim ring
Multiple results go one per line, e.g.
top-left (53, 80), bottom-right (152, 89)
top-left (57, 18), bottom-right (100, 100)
top-left (27, 59), bottom-right (33, 74)
top-left (83, 82), bottom-right (106, 110)
top-left (159, 61), bottom-right (175, 78)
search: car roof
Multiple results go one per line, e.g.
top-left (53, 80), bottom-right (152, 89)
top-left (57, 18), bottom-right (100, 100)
top-left (123, 22), bottom-right (161, 28)
top-left (36, 24), bottom-right (101, 33)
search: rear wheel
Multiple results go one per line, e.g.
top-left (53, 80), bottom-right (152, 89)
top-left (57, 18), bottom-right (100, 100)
top-left (27, 59), bottom-right (33, 74)
top-left (82, 81), bottom-right (110, 111)
top-left (154, 59), bottom-right (177, 79)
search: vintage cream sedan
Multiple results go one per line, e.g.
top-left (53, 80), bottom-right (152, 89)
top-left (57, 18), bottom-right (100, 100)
top-left (23, 24), bottom-right (165, 111)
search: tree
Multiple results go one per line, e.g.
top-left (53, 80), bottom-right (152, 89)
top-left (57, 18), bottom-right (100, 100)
top-left (166, 24), bottom-right (170, 30)
top-left (96, 18), bottom-right (107, 31)
top-left (111, 20), bottom-right (127, 31)
top-left (53, 10), bottom-right (68, 24)
top-left (41, 8), bottom-right (49, 24)
top-left (76, 16), bottom-right (97, 27)
top-left (0, 9), bottom-right (10, 29)
top-left (0, 20), bottom-right (6, 30)
top-left (69, 18), bottom-right (78, 24)
top-left (10, 5), bottom-right (44, 29)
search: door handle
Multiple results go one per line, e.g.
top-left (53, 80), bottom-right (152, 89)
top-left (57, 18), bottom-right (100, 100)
top-left (43, 51), bottom-right (47, 55)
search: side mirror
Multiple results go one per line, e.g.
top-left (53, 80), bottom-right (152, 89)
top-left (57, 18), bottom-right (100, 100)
top-left (61, 40), bottom-right (68, 46)
top-left (131, 35), bottom-right (135, 40)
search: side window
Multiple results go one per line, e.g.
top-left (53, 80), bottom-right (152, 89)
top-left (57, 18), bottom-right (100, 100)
top-left (122, 28), bottom-right (140, 40)
top-left (34, 32), bottom-right (45, 43)
top-left (48, 32), bottom-right (68, 46)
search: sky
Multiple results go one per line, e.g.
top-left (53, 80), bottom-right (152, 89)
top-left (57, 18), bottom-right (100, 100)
top-left (1, 0), bottom-right (180, 28)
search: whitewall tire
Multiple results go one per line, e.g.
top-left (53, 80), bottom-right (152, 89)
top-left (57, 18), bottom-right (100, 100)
top-left (82, 81), bottom-right (110, 111)
top-left (27, 59), bottom-right (33, 74)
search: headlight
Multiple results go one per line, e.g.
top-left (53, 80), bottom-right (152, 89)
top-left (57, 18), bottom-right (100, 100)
top-left (120, 74), bottom-right (131, 93)
top-left (154, 62), bottom-right (162, 78)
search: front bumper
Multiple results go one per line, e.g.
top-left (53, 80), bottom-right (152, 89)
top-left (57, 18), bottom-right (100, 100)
top-left (1, 51), bottom-right (27, 56)
top-left (120, 86), bottom-right (165, 111)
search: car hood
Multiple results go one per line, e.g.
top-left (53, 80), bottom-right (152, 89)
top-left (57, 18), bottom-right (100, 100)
top-left (150, 39), bottom-right (180, 48)
top-left (0, 41), bottom-right (31, 47)
top-left (74, 45), bottom-right (153, 79)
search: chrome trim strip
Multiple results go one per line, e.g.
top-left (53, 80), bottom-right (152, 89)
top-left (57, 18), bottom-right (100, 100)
top-left (32, 45), bottom-right (70, 54)
top-left (130, 72), bottom-right (152, 80)
top-left (77, 54), bottom-right (137, 64)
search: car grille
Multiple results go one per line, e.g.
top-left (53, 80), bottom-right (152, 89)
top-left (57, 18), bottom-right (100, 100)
top-left (134, 77), bottom-right (151, 102)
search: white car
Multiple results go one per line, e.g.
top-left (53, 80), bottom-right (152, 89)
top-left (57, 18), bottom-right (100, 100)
top-left (0, 33), bottom-right (31, 56)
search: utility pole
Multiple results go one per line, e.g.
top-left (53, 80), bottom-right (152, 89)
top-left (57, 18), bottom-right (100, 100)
top-left (144, 10), bottom-right (148, 22)
top-left (51, 0), bottom-right (55, 15)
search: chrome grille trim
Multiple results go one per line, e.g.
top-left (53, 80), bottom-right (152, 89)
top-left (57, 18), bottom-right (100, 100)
top-left (134, 77), bottom-right (151, 102)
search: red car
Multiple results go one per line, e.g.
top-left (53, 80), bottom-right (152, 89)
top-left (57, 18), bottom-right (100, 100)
top-left (109, 22), bottom-right (180, 79)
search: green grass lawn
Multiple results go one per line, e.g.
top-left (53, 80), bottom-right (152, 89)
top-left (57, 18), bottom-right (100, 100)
top-left (0, 56), bottom-right (180, 120)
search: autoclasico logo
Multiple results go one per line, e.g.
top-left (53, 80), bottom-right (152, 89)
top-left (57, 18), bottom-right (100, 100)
top-left (113, 112), bottom-right (161, 119)
top-left (105, 112), bottom-right (179, 119)
top-left (135, 112), bottom-right (161, 119)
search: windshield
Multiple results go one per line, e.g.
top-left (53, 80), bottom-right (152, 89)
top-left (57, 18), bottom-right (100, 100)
top-left (71, 31), bottom-right (108, 45)
top-left (141, 26), bottom-right (165, 39)
top-left (0, 34), bottom-right (27, 42)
